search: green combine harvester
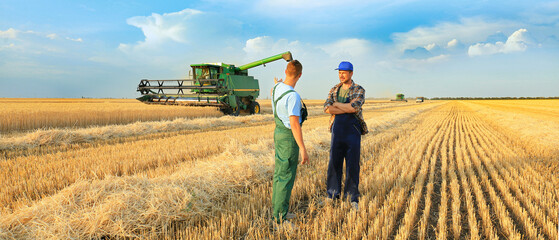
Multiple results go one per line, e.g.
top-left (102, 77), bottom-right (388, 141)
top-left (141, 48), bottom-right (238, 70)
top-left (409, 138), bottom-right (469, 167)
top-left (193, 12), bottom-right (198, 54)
top-left (391, 93), bottom-right (408, 102)
top-left (137, 51), bottom-right (293, 115)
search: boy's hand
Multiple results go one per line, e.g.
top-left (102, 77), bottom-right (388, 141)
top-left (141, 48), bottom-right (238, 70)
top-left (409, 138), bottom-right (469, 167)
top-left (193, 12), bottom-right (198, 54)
top-left (300, 149), bottom-right (309, 164)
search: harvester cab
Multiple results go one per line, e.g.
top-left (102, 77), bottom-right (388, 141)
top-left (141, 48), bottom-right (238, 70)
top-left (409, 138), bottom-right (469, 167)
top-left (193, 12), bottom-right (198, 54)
top-left (137, 51), bottom-right (293, 115)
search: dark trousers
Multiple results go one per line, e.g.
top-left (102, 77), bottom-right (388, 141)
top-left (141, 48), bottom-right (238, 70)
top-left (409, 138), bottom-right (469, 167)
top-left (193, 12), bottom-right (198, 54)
top-left (327, 113), bottom-right (361, 203)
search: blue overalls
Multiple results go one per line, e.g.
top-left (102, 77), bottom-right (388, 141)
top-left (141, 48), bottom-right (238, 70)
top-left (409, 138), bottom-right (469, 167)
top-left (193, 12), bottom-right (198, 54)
top-left (326, 97), bottom-right (362, 203)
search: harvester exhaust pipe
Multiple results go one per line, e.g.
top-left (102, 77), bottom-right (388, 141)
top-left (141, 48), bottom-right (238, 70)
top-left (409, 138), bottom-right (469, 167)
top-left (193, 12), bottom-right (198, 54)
top-left (236, 51), bottom-right (292, 71)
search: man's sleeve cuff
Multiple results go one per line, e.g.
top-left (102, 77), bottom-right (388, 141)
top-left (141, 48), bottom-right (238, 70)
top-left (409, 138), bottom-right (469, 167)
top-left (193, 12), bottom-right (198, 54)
top-left (351, 102), bottom-right (361, 111)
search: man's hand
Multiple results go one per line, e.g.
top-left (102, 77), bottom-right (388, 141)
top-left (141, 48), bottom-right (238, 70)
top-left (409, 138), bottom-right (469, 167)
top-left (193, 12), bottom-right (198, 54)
top-left (271, 77), bottom-right (284, 96)
top-left (300, 148), bottom-right (309, 164)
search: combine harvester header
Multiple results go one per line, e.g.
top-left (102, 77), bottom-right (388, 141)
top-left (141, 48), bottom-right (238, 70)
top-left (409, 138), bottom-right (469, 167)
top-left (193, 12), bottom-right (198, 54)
top-left (137, 51), bottom-right (293, 115)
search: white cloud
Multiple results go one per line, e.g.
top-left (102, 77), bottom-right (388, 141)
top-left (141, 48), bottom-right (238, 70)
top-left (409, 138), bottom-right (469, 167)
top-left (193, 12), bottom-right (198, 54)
top-left (243, 36), bottom-right (298, 55)
top-left (252, 0), bottom-right (414, 16)
top-left (468, 29), bottom-right (533, 56)
top-left (467, 42), bottom-right (504, 56)
top-left (256, 0), bottom-right (366, 9)
top-left (392, 17), bottom-right (518, 52)
top-left (424, 43), bottom-right (437, 51)
top-left (122, 8), bottom-right (242, 54)
top-left (520, 1), bottom-right (559, 25)
top-left (1, 28), bottom-right (79, 42)
top-left (407, 54), bottom-right (449, 64)
top-left (243, 36), bottom-right (306, 66)
top-left (66, 37), bottom-right (83, 42)
top-left (503, 28), bottom-right (533, 52)
top-left (447, 39), bottom-right (458, 48)
top-left (386, 54), bottom-right (450, 72)
top-left (402, 47), bottom-right (432, 59)
top-left (46, 33), bottom-right (58, 39)
top-left (319, 38), bottom-right (373, 59)
top-left (126, 9), bottom-right (202, 47)
top-left (0, 43), bottom-right (16, 51)
top-left (0, 28), bottom-right (18, 39)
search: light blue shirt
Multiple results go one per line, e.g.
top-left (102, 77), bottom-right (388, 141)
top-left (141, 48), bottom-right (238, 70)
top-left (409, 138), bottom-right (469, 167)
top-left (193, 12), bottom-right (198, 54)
top-left (272, 82), bottom-right (302, 129)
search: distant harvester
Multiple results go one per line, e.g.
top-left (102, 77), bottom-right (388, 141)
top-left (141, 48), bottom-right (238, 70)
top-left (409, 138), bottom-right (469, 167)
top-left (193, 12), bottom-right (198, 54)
top-left (391, 93), bottom-right (408, 102)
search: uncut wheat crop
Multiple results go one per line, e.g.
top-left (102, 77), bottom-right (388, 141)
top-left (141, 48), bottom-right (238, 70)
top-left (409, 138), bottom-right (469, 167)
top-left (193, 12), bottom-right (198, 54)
top-left (0, 98), bottom-right (223, 134)
top-left (0, 99), bottom-right (558, 239)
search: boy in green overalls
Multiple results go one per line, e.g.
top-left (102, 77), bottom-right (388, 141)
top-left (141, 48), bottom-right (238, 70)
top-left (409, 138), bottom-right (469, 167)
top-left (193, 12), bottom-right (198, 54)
top-left (270, 60), bottom-right (309, 230)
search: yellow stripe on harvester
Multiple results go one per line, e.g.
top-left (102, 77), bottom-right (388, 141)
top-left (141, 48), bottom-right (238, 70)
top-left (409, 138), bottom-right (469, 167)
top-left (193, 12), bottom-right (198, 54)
top-left (234, 89), bottom-right (259, 91)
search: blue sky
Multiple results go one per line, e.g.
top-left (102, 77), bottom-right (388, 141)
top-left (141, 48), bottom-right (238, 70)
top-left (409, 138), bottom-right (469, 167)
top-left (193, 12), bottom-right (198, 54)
top-left (1, 0), bottom-right (558, 99)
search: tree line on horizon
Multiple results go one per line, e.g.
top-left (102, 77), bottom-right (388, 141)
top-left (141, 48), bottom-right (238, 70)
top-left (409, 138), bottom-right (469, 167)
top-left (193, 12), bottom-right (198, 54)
top-left (429, 96), bottom-right (559, 100)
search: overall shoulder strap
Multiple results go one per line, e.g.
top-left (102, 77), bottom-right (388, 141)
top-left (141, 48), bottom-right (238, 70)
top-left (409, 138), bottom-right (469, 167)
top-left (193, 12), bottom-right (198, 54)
top-left (273, 85), bottom-right (295, 115)
top-left (274, 90), bottom-right (295, 106)
top-left (272, 84), bottom-right (278, 103)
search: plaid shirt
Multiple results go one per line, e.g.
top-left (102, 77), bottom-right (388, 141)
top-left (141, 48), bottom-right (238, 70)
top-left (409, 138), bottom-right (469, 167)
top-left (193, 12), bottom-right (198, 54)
top-left (323, 80), bottom-right (368, 135)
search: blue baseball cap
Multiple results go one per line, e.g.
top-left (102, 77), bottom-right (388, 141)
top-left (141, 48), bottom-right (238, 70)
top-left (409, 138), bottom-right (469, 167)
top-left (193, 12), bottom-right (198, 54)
top-left (335, 61), bottom-right (353, 71)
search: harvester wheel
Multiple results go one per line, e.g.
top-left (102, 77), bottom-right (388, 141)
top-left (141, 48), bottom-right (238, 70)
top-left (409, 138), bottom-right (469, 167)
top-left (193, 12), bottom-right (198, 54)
top-left (229, 96), bottom-right (241, 116)
top-left (231, 105), bottom-right (241, 116)
top-left (249, 101), bottom-right (260, 114)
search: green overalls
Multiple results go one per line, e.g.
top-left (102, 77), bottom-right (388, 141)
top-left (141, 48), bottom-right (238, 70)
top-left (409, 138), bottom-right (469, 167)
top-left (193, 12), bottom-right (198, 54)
top-left (271, 85), bottom-right (299, 223)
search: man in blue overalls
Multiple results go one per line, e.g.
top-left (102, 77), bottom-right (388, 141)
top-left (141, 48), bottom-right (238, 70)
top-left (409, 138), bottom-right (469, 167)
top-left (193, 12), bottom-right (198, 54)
top-left (323, 61), bottom-right (368, 210)
top-left (271, 60), bottom-right (309, 229)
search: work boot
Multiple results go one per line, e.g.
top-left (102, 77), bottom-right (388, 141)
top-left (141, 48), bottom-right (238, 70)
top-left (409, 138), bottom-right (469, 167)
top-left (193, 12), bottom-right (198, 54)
top-left (351, 201), bottom-right (359, 211)
top-left (273, 220), bottom-right (297, 232)
top-left (285, 212), bottom-right (296, 220)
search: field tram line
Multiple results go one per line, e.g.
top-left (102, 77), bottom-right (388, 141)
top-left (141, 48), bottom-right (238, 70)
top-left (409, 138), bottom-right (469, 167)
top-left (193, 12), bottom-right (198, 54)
top-left (467, 105), bottom-right (559, 229)
top-left (468, 127), bottom-right (535, 239)
top-left (416, 103), bottom-right (457, 239)
top-left (392, 103), bottom-right (455, 240)
top-left (446, 108), bottom-right (469, 239)
top-left (466, 112), bottom-right (555, 239)
top-left (474, 100), bottom-right (559, 120)
top-left (360, 105), bottom-right (444, 198)
top-left (434, 105), bottom-right (455, 240)
top-left (458, 105), bottom-right (500, 239)
top-left (464, 113), bottom-right (532, 229)
top-left (464, 102), bottom-right (559, 204)
top-left (362, 104), bottom-right (447, 238)
top-left (383, 103), bottom-right (453, 239)
top-left (462, 111), bottom-right (513, 238)
top-left (409, 117), bottom-right (449, 239)
top-left (461, 109), bottom-right (529, 239)
top-left (454, 112), bottom-right (481, 239)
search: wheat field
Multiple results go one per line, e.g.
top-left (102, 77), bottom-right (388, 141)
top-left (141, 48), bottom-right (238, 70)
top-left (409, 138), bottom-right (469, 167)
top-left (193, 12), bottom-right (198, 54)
top-left (0, 99), bottom-right (558, 239)
top-left (0, 98), bottom-right (223, 134)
